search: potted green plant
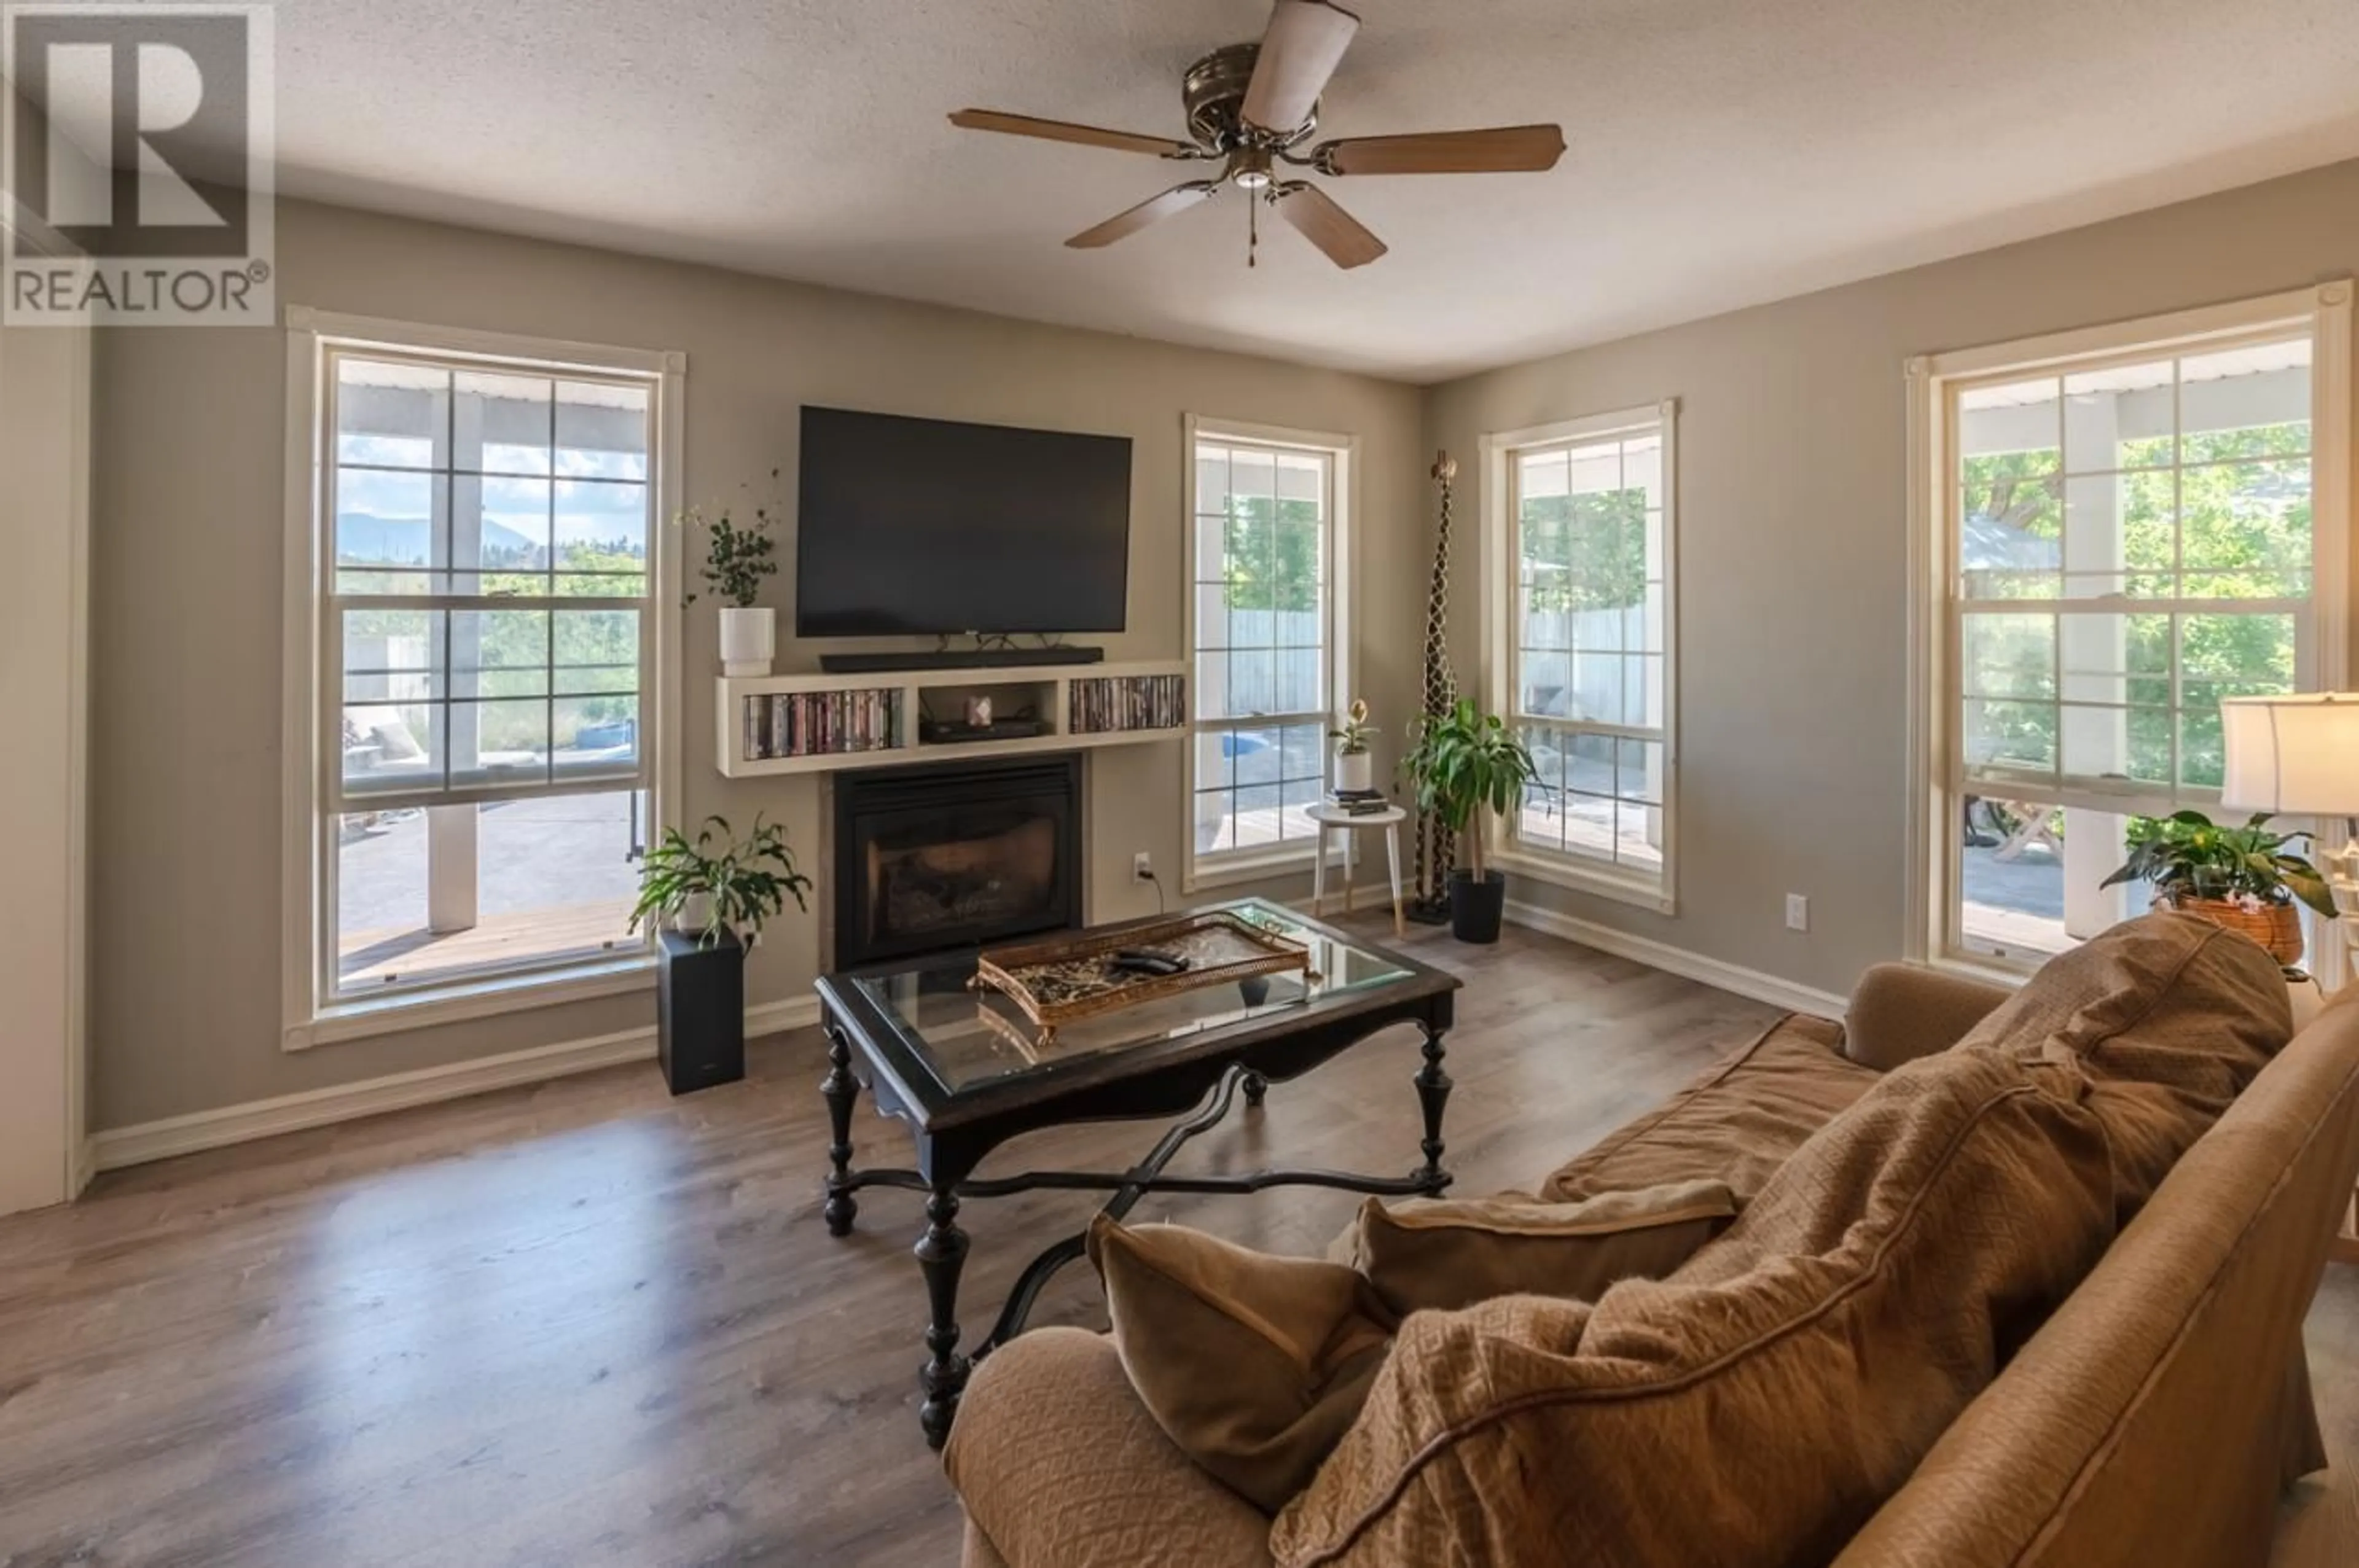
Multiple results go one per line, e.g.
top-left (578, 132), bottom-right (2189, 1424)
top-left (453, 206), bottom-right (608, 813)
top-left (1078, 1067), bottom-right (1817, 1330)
top-left (632, 812), bottom-right (812, 942)
top-left (677, 470), bottom-right (781, 677)
top-left (632, 814), bottom-right (812, 1093)
top-left (1401, 698), bottom-right (1538, 943)
top-left (1329, 698), bottom-right (1378, 795)
top-left (2101, 809), bottom-right (2334, 968)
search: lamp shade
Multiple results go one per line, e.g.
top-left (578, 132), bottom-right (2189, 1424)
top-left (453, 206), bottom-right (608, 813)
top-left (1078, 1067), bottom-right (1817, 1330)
top-left (2218, 694), bottom-right (2359, 816)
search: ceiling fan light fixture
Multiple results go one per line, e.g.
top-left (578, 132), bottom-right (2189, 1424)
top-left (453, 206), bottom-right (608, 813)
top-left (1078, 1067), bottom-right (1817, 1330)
top-left (948, 0), bottom-right (1564, 270)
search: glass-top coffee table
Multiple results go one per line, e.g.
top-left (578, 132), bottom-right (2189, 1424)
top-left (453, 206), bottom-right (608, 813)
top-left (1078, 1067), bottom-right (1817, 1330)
top-left (812, 897), bottom-right (1460, 1448)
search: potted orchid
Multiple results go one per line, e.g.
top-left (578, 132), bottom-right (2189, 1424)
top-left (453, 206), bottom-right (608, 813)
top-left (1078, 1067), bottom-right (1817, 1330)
top-left (1330, 698), bottom-right (1378, 794)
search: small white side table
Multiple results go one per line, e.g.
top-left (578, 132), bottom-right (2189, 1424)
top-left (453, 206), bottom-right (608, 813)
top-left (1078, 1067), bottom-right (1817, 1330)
top-left (1308, 802), bottom-right (1408, 937)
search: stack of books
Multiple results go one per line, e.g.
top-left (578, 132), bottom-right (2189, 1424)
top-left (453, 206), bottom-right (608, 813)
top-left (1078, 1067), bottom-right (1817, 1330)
top-left (1329, 787), bottom-right (1389, 817)
top-left (1070, 673), bottom-right (1186, 735)
top-left (743, 688), bottom-right (902, 760)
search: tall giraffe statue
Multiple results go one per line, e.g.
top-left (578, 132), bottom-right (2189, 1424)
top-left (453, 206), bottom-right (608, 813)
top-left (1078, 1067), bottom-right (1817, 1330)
top-left (1410, 450), bottom-right (1460, 919)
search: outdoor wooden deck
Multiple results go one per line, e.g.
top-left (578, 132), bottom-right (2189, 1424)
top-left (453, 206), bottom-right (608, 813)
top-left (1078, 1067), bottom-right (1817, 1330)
top-left (338, 899), bottom-right (639, 988)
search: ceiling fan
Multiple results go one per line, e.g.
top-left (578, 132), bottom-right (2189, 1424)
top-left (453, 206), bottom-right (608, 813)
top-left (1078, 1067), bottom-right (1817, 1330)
top-left (949, 0), bottom-right (1566, 270)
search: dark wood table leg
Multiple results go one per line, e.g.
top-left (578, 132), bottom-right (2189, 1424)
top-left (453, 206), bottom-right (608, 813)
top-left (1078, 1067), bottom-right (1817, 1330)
top-left (917, 1186), bottom-right (971, 1450)
top-left (1242, 1070), bottom-right (1268, 1107)
top-left (1415, 1023), bottom-right (1453, 1192)
top-left (821, 1020), bottom-right (860, 1236)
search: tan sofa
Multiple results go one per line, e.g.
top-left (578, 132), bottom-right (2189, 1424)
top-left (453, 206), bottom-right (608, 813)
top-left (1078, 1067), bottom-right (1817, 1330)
top-left (946, 921), bottom-right (2359, 1567)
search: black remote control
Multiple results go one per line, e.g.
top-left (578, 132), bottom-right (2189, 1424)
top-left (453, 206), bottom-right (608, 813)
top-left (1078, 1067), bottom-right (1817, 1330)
top-left (1109, 948), bottom-right (1189, 977)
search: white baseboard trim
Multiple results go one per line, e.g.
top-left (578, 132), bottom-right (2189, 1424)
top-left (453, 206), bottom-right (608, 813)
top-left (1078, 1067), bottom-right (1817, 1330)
top-left (1503, 899), bottom-right (1848, 1018)
top-left (92, 993), bottom-right (825, 1175)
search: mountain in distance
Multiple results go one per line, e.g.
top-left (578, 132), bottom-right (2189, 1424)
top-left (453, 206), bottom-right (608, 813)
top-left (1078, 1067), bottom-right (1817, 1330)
top-left (335, 512), bottom-right (645, 567)
top-left (337, 512), bottom-right (546, 566)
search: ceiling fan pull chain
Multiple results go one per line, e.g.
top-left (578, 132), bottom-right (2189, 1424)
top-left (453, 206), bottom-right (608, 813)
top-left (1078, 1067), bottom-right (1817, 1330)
top-left (1248, 187), bottom-right (1259, 267)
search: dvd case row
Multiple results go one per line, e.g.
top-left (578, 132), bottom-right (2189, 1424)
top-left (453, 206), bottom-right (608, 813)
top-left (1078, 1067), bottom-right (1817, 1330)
top-left (742, 688), bottom-right (904, 760)
top-left (1068, 674), bottom-right (1186, 735)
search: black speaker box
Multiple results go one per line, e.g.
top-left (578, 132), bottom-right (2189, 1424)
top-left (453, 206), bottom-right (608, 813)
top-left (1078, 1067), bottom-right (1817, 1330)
top-left (658, 927), bottom-right (745, 1094)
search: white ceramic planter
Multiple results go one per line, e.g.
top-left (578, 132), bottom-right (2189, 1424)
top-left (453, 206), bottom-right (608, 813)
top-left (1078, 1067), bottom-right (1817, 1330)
top-left (672, 890), bottom-right (717, 936)
top-left (719, 607), bottom-right (775, 677)
top-left (1334, 750), bottom-right (1374, 794)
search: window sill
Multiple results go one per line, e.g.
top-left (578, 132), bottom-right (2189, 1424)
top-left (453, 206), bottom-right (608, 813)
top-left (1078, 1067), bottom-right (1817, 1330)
top-left (1491, 847), bottom-right (1676, 916)
top-left (286, 954), bottom-right (656, 1050)
top-left (1933, 950), bottom-right (2035, 990)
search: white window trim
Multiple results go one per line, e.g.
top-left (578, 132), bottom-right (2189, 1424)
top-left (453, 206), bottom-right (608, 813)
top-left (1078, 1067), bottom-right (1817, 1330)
top-left (1479, 400), bottom-right (1681, 915)
top-left (279, 307), bottom-right (687, 1049)
top-left (1180, 414), bottom-right (1356, 892)
top-left (1904, 281), bottom-right (2353, 983)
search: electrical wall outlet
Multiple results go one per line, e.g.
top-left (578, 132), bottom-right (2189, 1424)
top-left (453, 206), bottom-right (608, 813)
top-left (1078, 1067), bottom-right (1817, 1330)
top-left (1133, 851), bottom-right (1154, 883)
top-left (1785, 893), bottom-right (1809, 933)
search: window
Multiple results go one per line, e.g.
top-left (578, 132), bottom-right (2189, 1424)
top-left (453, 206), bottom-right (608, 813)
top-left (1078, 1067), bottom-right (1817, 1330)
top-left (1185, 419), bottom-right (1349, 881)
top-left (1912, 286), bottom-right (2350, 972)
top-left (1483, 404), bottom-right (1677, 910)
top-left (286, 314), bottom-right (681, 1038)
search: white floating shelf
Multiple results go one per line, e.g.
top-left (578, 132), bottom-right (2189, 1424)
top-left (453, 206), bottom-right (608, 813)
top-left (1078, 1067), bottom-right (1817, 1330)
top-left (714, 658), bottom-right (1187, 779)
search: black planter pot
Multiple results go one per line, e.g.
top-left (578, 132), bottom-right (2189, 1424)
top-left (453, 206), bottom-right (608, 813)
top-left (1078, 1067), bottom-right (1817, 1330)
top-left (1434, 867), bottom-right (1509, 943)
top-left (658, 926), bottom-right (745, 1094)
top-left (1449, 868), bottom-right (1508, 944)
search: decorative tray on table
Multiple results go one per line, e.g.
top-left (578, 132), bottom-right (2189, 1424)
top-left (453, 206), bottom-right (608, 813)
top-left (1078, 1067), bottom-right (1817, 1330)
top-left (969, 910), bottom-right (1316, 1045)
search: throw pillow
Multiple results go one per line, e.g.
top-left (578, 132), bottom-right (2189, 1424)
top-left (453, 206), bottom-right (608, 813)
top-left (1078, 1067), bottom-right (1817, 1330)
top-left (1087, 1214), bottom-right (1399, 1514)
top-left (1270, 1047), bottom-right (2116, 1567)
top-left (1327, 1180), bottom-right (1738, 1315)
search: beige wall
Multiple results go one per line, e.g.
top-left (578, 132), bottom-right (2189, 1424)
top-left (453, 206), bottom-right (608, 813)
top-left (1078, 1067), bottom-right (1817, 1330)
top-left (90, 198), bottom-right (1425, 1132)
top-left (1424, 157), bottom-right (2359, 1000)
top-left (94, 155), bottom-right (2359, 1134)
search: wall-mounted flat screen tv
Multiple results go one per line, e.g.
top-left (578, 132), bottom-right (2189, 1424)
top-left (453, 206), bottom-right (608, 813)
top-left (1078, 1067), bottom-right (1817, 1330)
top-left (794, 406), bottom-right (1132, 637)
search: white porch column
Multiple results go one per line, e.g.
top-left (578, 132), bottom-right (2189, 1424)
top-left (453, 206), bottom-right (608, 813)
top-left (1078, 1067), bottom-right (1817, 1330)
top-left (433, 379), bottom-right (483, 934)
top-left (2060, 391), bottom-right (2134, 938)
top-left (426, 805), bottom-right (479, 934)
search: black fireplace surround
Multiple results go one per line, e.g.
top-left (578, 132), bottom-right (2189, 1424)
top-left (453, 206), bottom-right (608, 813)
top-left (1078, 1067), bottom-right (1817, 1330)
top-left (833, 754), bottom-right (1082, 969)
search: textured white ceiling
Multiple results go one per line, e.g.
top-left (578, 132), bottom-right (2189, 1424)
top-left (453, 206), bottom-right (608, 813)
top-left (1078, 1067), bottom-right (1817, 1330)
top-left (160, 1), bottom-right (2359, 379)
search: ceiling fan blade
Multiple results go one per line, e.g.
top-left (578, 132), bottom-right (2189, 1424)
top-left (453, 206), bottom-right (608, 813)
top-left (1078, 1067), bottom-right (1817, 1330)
top-left (949, 109), bottom-right (1197, 158)
top-left (1065, 182), bottom-right (1221, 249)
top-left (1240, 1), bottom-right (1360, 134)
top-left (1316, 124), bottom-right (1567, 176)
top-left (1272, 183), bottom-right (1386, 270)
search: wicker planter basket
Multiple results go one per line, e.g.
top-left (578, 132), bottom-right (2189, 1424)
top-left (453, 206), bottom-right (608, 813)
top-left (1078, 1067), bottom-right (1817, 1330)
top-left (2166, 895), bottom-right (2305, 968)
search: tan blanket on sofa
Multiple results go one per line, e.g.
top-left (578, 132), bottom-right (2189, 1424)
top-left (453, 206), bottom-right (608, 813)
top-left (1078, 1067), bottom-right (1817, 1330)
top-left (1271, 913), bottom-right (2294, 1566)
top-left (1270, 1047), bottom-right (2116, 1567)
top-left (1954, 910), bottom-right (2294, 1220)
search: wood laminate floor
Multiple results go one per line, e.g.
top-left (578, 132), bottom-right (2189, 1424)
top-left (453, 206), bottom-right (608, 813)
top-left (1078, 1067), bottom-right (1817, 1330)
top-left (1, 913), bottom-right (2353, 1566)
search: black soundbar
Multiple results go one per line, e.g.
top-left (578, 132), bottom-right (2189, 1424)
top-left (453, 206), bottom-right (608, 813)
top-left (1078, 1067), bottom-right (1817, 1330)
top-left (816, 647), bottom-right (1106, 674)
